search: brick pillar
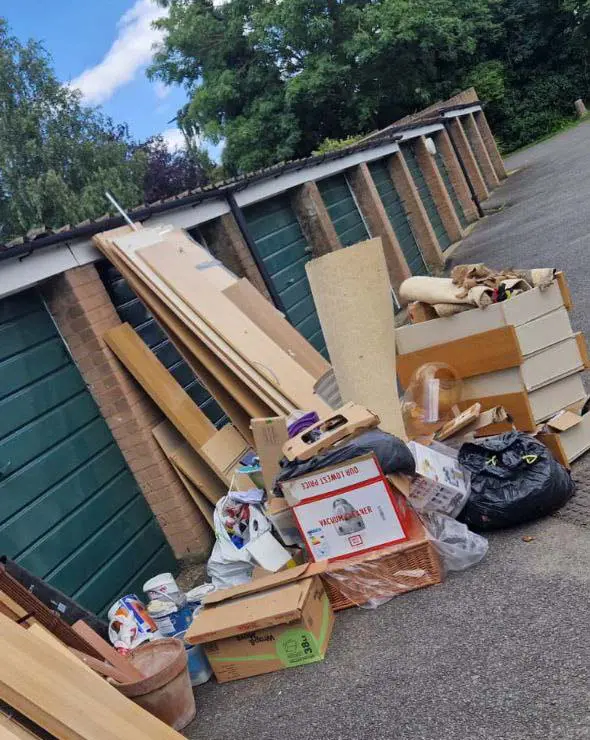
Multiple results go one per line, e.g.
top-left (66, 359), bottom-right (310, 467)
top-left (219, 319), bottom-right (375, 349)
top-left (291, 181), bottom-right (341, 257)
top-left (463, 113), bottom-right (500, 191)
top-left (199, 212), bottom-right (271, 300)
top-left (414, 136), bottom-right (463, 243)
top-left (43, 264), bottom-right (213, 560)
top-left (474, 110), bottom-right (507, 180)
top-left (434, 130), bottom-right (479, 223)
top-left (387, 151), bottom-right (445, 271)
top-left (448, 118), bottom-right (489, 202)
top-left (347, 163), bottom-right (411, 292)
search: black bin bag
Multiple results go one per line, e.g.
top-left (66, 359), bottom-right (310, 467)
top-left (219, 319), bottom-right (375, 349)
top-left (458, 432), bottom-right (575, 531)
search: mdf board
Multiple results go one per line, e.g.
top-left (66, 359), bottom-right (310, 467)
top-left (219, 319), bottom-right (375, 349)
top-left (0, 614), bottom-right (183, 740)
top-left (520, 336), bottom-right (583, 391)
top-left (367, 159), bottom-right (429, 276)
top-left (434, 151), bottom-right (468, 228)
top-left (0, 291), bottom-right (176, 618)
top-left (459, 393), bottom-right (535, 432)
top-left (242, 196), bottom-right (328, 358)
top-left (528, 373), bottom-right (586, 422)
top-left (396, 281), bottom-right (566, 353)
top-left (317, 174), bottom-right (371, 247)
top-left (223, 278), bottom-right (330, 380)
top-left (152, 420), bottom-right (226, 505)
top-left (110, 231), bottom-right (297, 414)
top-left (306, 239), bottom-right (406, 439)
top-left (541, 412), bottom-right (590, 463)
top-left (97, 235), bottom-right (273, 429)
top-left (515, 307), bottom-right (573, 356)
top-left (137, 240), bottom-right (327, 413)
top-left (173, 466), bottom-right (215, 530)
top-left (397, 326), bottom-right (522, 388)
top-left (402, 143), bottom-right (451, 250)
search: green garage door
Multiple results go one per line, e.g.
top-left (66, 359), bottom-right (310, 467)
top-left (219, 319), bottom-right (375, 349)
top-left (317, 174), bottom-right (370, 246)
top-left (434, 152), bottom-right (468, 228)
top-left (368, 159), bottom-right (429, 276)
top-left (243, 195), bottom-right (328, 358)
top-left (402, 144), bottom-right (452, 251)
top-left (0, 290), bottom-right (177, 616)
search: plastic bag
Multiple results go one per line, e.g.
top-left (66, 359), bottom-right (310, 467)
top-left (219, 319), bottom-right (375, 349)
top-left (274, 429), bottom-right (415, 496)
top-left (420, 511), bottom-right (488, 573)
top-left (458, 432), bottom-right (575, 531)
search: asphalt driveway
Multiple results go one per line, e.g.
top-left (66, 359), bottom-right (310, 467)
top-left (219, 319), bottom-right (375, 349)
top-left (185, 123), bottom-right (590, 740)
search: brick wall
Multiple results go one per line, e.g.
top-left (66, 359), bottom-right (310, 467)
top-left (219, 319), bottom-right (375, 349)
top-left (43, 263), bottom-right (213, 561)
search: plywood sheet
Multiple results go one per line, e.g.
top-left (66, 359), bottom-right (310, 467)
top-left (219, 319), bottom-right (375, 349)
top-left (0, 614), bottom-right (182, 739)
top-left (397, 326), bottom-right (523, 388)
top-left (305, 238), bottom-right (406, 439)
top-left (223, 278), bottom-right (330, 380)
top-left (152, 420), bottom-right (226, 504)
top-left (137, 240), bottom-right (327, 412)
top-left (108, 232), bottom-right (293, 414)
top-left (95, 233), bottom-right (273, 429)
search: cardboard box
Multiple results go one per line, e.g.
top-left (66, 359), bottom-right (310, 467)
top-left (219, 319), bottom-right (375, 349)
top-left (185, 565), bottom-right (334, 683)
top-left (396, 281), bottom-right (566, 354)
top-left (279, 453), bottom-right (382, 507)
top-left (292, 477), bottom-right (408, 562)
top-left (407, 441), bottom-right (469, 517)
top-left (251, 416), bottom-right (289, 494)
top-left (266, 497), bottom-right (304, 547)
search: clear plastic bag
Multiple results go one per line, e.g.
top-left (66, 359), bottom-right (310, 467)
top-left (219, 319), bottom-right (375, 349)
top-left (420, 510), bottom-right (488, 573)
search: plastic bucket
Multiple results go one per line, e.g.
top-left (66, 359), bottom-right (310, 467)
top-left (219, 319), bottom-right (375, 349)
top-left (148, 602), bottom-right (193, 637)
top-left (175, 630), bottom-right (212, 686)
top-left (143, 573), bottom-right (184, 606)
top-left (117, 638), bottom-right (196, 731)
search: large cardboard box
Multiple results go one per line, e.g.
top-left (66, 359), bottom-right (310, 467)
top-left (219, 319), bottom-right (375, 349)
top-left (251, 416), bottom-right (289, 494)
top-left (185, 565), bottom-right (334, 683)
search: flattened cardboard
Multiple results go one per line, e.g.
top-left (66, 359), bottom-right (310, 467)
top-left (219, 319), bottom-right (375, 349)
top-left (547, 411), bottom-right (590, 463)
top-left (251, 416), bottom-right (289, 494)
top-left (202, 577), bottom-right (334, 683)
top-left (547, 410), bottom-right (583, 432)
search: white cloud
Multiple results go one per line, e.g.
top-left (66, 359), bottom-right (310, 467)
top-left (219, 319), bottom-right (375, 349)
top-left (161, 127), bottom-right (186, 150)
top-left (154, 80), bottom-right (171, 100)
top-left (70, 0), bottom-right (167, 105)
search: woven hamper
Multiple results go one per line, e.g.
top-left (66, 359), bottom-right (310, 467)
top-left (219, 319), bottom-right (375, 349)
top-left (321, 506), bottom-right (442, 611)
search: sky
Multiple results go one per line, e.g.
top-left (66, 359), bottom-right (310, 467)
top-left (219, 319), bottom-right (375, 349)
top-left (3, 0), bottom-right (193, 152)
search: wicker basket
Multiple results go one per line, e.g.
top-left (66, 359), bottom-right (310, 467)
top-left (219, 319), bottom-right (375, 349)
top-left (321, 505), bottom-right (443, 611)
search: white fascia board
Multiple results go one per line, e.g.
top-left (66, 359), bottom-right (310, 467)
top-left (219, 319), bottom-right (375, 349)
top-left (397, 122), bottom-right (445, 141)
top-left (234, 140), bottom-right (402, 208)
top-left (146, 197), bottom-right (230, 229)
top-left (0, 245), bottom-right (81, 299)
top-left (442, 105), bottom-right (482, 119)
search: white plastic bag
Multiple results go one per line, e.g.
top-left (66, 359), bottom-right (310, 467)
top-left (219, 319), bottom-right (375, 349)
top-left (420, 511), bottom-right (488, 572)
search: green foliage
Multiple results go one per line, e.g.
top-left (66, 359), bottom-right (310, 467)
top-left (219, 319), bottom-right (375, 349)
top-left (313, 135), bottom-right (366, 155)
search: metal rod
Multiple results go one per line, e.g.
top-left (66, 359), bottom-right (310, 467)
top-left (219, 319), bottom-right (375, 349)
top-left (105, 192), bottom-right (139, 230)
top-left (226, 193), bottom-right (287, 313)
top-left (443, 122), bottom-right (485, 218)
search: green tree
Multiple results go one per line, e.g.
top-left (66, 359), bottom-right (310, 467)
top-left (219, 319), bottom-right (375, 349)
top-left (0, 18), bottom-right (146, 242)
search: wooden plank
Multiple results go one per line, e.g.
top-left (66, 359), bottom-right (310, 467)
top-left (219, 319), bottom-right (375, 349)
top-left (71, 620), bottom-right (143, 683)
top-left (0, 592), bottom-right (27, 620)
top-left (0, 713), bottom-right (41, 739)
top-left (25, 625), bottom-right (98, 678)
top-left (459, 392), bottom-right (536, 432)
top-left (556, 271), bottom-right (573, 311)
top-left (223, 278), bottom-right (330, 380)
top-left (172, 466), bottom-right (215, 530)
top-left (576, 332), bottom-right (590, 369)
top-left (152, 420), bottom-right (226, 505)
top-left (95, 233), bottom-right (273, 432)
top-left (68, 649), bottom-right (131, 684)
top-left (104, 323), bottom-right (216, 450)
top-left (136, 240), bottom-right (327, 412)
top-left (107, 233), bottom-right (295, 414)
top-left (0, 614), bottom-right (183, 739)
top-left (397, 326), bottom-right (523, 388)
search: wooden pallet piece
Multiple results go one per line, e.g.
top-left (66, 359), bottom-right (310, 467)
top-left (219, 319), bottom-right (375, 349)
top-left (397, 326), bottom-right (523, 388)
top-left (223, 278), bottom-right (330, 380)
top-left (152, 420), bottom-right (226, 505)
top-left (136, 239), bottom-right (327, 412)
top-left (173, 466), bottom-right (215, 530)
top-left (71, 621), bottom-right (143, 682)
top-left (95, 233), bottom-right (272, 433)
top-left (108, 232), bottom-right (296, 414)
top-left (0, 614), bottom-right (182, 739)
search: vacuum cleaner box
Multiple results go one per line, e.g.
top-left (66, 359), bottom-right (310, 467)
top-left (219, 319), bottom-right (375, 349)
top-left (292, 477), bottom-right (409, 562)
top-left (185, 564), bottom-right (333, 683)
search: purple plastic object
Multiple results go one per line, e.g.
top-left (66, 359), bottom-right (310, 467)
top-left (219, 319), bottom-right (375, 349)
top-left (288, 412), bottom-right (320, 438)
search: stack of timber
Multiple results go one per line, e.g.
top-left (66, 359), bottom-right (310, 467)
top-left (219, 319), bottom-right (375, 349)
top-left (94, 225), bottom-right (331, 528)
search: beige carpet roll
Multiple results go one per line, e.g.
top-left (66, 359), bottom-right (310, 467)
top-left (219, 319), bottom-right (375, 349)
top-left (306, 238), bottom-right (406, 440)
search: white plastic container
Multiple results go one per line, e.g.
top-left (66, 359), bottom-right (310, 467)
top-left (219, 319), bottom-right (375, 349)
top-left (143, 573), bottom-right (185, 607)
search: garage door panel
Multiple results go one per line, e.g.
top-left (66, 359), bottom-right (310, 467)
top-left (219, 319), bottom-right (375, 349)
top-left (318, 174), bottom-right (370, 248)
top-left (0, 445), bottom-right (126, 558)
top-left (42, 494), bottom-right (152, 596)
top-left (263, 244), bottom-right (308, 277)
top-left (0, 311), bottom-right (56, 362)
top-left (116, 297), bottom-right (151, 328)
top-left (0, 292), bottom-right (40, 324)
top-left (435, 152), bottom-right (468, 228)
top-left (0, 338), bottom-right (69, 402)
top-left (0, 419), bottom-right (114, 523)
